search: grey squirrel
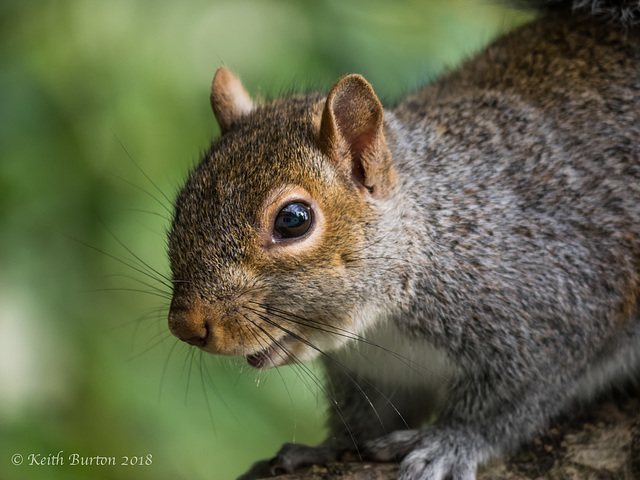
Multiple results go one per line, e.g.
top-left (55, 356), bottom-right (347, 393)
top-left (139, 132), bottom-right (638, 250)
top-left (166, 1), bottom-right (640, 479)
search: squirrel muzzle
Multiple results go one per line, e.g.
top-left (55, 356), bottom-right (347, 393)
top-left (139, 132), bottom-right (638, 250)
top-left (167, 297), bottom-right (245, 356)
top-left (167, 303), bottom-right (208, 349)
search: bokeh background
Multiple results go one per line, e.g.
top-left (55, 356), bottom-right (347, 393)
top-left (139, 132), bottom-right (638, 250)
top-left (0, 1), bottom-right (531, 479)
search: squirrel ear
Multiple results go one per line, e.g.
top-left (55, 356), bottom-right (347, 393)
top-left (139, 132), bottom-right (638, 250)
top-left (318, 74), bottom-right (395, 198)
top-left (210, 67), bottom-right (254, 133)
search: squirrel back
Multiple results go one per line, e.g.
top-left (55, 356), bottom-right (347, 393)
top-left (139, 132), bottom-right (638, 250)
top-left (384, 6), bottom-right (640, 392)
top-left (167, 2), bottom-right (640, 479)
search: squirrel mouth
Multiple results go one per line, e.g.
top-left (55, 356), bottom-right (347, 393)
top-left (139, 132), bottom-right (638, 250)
top-left (246, 338), bottom-right (293, 369)
top-left (246, 345), bottom-right (276, 369)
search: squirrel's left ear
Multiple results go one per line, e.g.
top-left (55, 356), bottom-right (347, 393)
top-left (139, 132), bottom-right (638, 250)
top-left (318, 74), bottom-right (396, 198)
top-left (210, 67), bottom-right (254, 133)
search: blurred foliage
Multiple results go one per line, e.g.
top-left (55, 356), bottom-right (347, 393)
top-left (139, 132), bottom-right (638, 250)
top-left (0, 1), bottom-right (531, 479)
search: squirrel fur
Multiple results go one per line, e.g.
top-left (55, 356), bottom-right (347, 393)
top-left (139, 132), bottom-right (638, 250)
top-left (167, 1), bottom-right (640, 479)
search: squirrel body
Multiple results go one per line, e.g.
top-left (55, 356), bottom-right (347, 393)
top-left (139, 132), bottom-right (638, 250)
top-left (167, 2), bottom-right (640, 479)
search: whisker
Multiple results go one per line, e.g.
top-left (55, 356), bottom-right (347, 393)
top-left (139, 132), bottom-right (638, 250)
top-left (84, 287), bottom-right (172, 300)
top-left (199, 354), bottom-right (241, 426)
top-left (198, 351), bottom-right (217, 432)
top-left (99, 219), bottom-right (174, 288)
top-left (240, 313), bottom-right (319, 399)
top-left (251, 302), bottom-right (450, 384)
top-left (240, 312), bottom-right (360, 454)
top-left (106, 306), bottom-right (167, 333)
top-left (107, 170), bottom-right (173, 216)
top-left (141, 319), bottom-right (172, 346)
top-left (248, 308), bottom-right (406, 442)
top-left (236, 316), bottom-right (302, 421)
top-left (114, 276), bottom-right (172, 297)
top-left (124, 208), bottom-right (172, 222)
top-left (127, 332), bottom-right (171, 362)
top-left (343, 255), bottom-right (405, 263)
top-left (104, 271), bottom-right (170, 287)
top-left (126, 331), bottom-right (174, 362)
top-left (184, 346), bottom-right (198, 405)
top-left (348, 218), bottom-right (403, 258)
top-left (112, 134), bottom-right (175, 213)
top-left (159, 339), bottom-right (182, 402)
top-left (64, 232), bottom-right (173, 291)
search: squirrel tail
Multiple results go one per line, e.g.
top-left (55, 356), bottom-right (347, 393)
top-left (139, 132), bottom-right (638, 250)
top-left (516, 0), bottom-right (640, 25)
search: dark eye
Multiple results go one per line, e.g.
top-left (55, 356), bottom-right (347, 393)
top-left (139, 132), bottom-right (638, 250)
top-left (273, 202), bottom-right (313, 239)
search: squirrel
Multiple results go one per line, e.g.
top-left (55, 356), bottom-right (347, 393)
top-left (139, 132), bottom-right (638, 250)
top-left (166, 1), bottom-right (640, 479)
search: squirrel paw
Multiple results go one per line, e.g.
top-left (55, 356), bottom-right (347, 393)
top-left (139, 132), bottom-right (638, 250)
top-left (237, 442), bottom-right (348, 479)
top-left (270, 442), bottom-right (342, 474)
top-left (363, 427), bottom-right (481, 480)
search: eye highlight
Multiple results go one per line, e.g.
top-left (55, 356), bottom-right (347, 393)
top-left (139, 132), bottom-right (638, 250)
top-left (273, 202), bottom-right (313, 240)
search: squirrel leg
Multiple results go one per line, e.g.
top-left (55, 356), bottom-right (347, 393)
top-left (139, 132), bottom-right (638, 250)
top-left (360, 372), bottom-right (572, 480)
top-left (238, 358), bottom-right (437, 478)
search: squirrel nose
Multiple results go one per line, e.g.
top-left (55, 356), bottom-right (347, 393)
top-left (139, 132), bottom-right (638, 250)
top-left (168, 306), bottom-right (208, 348)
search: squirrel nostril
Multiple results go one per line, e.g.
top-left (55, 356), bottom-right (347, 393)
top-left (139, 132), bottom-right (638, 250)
top-left (185, 335), bottom-right (207, 348)
top-left (168, 306), bottom-right (209, 348)
top-left (185, 321), bottom-right (209, 348)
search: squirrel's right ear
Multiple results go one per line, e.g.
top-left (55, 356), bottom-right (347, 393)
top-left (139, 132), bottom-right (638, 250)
top-left (210, 67), bottom-right (254, 133)
top-left (317, 74), bottom-right (395, 198)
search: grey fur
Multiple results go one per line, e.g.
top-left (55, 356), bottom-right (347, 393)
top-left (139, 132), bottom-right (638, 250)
top-left (323, 10), bottom-right (640, 479)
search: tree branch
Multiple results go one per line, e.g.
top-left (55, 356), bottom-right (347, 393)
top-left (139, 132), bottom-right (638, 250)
top-left (259, 395), bottom-right (639, 479)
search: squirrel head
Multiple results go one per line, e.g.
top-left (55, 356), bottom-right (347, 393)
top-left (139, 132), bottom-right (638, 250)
top-left (167, 67), bottom-right (397, 368)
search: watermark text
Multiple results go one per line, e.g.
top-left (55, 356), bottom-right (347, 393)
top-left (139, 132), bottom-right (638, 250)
top-left (10, 452), bottom-right (152, 467)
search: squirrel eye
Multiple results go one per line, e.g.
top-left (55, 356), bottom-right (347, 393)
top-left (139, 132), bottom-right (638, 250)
top-left (273, 202), bottom-right (313, 240)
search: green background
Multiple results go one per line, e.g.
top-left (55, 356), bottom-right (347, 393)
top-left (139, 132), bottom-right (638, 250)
top-left (0, 1), bottom-right (531, 479)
